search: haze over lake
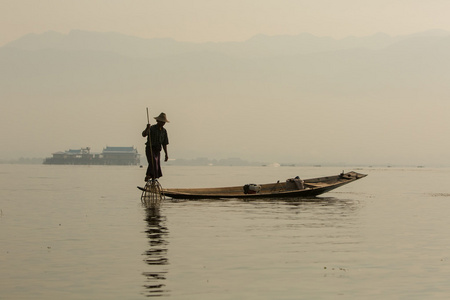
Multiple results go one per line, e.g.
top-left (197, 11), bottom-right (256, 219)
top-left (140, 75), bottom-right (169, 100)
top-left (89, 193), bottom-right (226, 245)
top-left (2, 29), bottom-right (450, 167)
top-left (3, 2), bottom-right (450, 299)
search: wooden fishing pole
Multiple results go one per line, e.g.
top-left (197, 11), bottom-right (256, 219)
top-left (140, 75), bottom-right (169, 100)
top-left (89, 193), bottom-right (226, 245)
top-left (146, 107), bottom-right (155, 174)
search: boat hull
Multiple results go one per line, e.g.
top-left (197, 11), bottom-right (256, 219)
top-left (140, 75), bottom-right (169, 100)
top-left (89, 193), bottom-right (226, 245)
top-left (160, 171), bottom-right (367, 200)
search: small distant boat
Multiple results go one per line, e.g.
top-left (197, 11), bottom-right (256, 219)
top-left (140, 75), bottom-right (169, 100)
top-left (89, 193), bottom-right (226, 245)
top-left (139, 171), bottom-right (367, 200)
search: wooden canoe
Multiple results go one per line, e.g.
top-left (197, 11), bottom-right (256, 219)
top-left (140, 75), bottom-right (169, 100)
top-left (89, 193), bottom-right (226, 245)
top-left (143, 171), bottom-right (367, 200)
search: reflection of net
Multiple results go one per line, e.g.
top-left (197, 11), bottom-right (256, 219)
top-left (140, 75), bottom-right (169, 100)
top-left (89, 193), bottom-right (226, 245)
top-left (141, 179), bottom-right (164, 208)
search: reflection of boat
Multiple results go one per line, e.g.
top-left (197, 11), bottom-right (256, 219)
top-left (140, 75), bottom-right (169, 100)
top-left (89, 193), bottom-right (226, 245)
top-left (155, 171), bottom-right (367, 200)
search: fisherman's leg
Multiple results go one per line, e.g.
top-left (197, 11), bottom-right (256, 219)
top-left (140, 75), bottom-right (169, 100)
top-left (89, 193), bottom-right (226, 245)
top-left (144, 147), bottom-right (152, 181)
top-left (153, 150), bottom-right (163, 179)
top-left (145, 164), bottom-right (152, 181)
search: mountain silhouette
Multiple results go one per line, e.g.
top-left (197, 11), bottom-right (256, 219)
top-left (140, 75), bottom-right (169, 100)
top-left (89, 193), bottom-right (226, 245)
top-left (1, 29), bottom-right (450, 164)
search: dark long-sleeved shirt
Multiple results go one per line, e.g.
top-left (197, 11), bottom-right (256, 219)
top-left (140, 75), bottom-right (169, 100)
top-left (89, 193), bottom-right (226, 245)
top-left (142, 125), bottom-right (169, 151)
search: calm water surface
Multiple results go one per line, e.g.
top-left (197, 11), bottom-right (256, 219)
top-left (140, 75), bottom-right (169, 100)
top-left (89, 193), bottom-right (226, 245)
top-left (1, 164), bottom-right (450, 299)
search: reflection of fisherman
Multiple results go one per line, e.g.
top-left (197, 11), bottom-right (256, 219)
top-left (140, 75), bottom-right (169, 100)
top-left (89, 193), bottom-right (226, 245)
top-left (142, 112), bottom-right (169, 182)
top-left (143, 208), bottom-right (169, 296)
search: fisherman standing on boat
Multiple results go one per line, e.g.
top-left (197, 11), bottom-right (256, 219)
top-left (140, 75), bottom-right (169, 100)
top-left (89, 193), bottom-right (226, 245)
top-left (142, 112), bottom-right (169, 182)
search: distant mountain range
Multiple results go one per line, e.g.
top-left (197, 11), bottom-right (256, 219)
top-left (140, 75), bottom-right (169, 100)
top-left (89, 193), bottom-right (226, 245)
top-left (4, 29), bottom-right (450, 59)
top-left (2, 29), bottom-right (450, 163)
top-left (2, 29), bottom-right (450, 101)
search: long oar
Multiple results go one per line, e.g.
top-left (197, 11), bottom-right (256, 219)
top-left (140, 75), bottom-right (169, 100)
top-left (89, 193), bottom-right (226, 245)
top-left (146, 108), bottom-right (154, 173)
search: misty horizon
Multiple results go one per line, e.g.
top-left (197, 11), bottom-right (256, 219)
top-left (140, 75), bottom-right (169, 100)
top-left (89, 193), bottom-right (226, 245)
top-left (2, 29), bottom-right (450, 167)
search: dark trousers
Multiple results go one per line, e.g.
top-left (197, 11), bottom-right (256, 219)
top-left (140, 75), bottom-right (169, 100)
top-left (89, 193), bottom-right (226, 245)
top-left (146, 147), bottom-right (162, 179)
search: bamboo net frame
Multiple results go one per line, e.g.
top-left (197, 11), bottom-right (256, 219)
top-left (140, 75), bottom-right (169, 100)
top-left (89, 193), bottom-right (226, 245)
top-left (141, 179), bottom-right (164, 208)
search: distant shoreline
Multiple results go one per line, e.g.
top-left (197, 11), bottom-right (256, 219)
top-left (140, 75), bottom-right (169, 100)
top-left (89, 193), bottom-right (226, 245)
top-left (0, 157), bottom-right (437, 168)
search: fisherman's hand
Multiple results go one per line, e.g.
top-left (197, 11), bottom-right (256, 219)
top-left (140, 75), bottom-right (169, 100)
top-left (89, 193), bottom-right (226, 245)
top-left (165, 154), bottom-right (169, 162)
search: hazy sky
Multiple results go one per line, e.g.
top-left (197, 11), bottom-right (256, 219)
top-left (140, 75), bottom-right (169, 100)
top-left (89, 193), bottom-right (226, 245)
top-left (2, 0), bottom-right (450, 46)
